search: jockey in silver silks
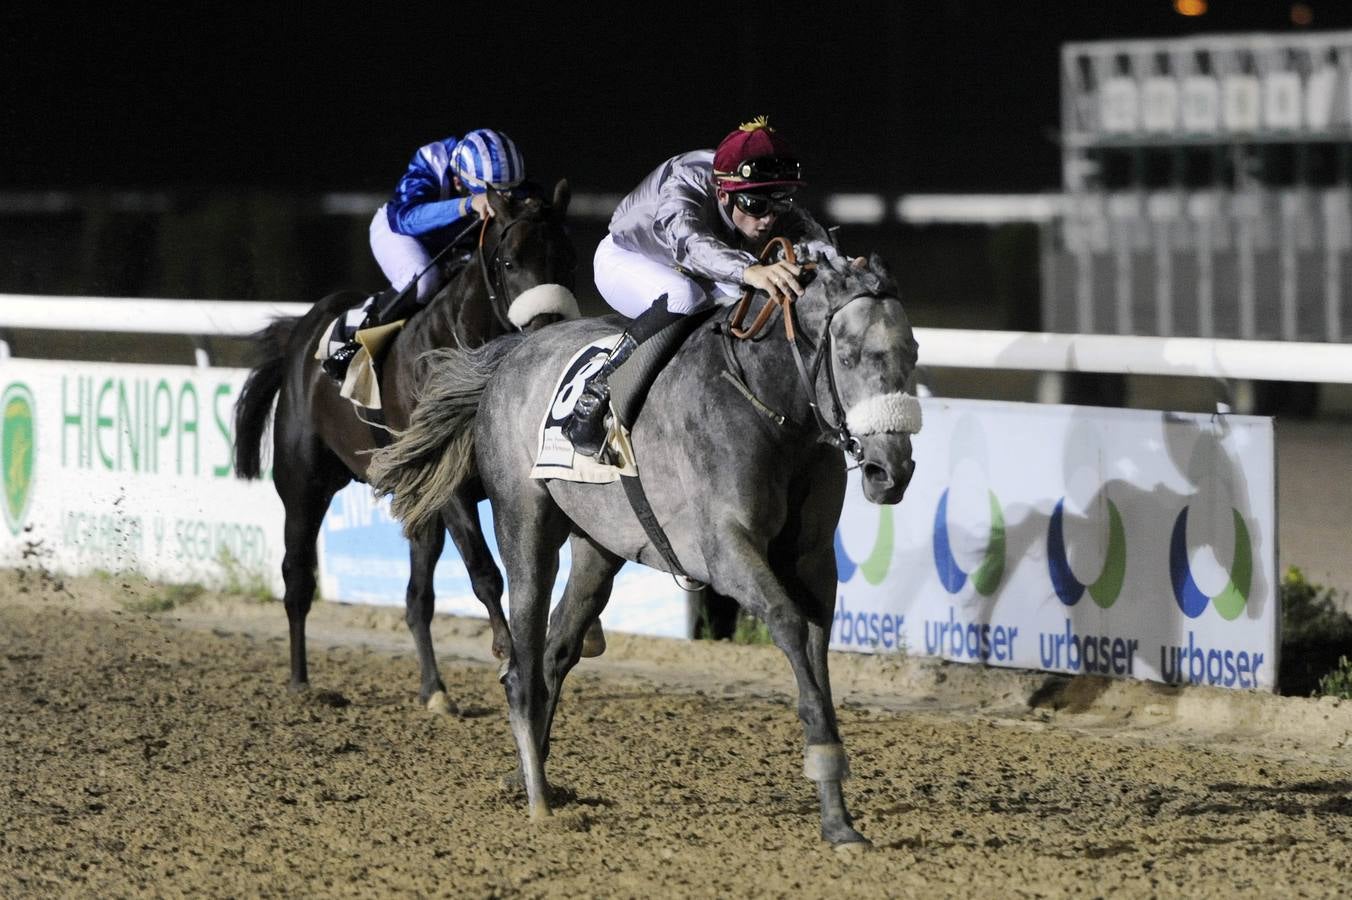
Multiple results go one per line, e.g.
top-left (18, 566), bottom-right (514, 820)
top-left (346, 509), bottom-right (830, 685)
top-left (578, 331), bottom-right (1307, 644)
top-left (563, 116), bottom-right (856, 455)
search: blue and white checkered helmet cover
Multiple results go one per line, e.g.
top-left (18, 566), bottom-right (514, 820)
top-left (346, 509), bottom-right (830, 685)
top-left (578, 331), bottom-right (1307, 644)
top-left (450, 128), bottom-right (525, 194)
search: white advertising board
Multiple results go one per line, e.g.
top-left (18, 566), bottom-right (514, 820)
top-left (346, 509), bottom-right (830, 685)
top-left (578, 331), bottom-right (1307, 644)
top-left (0, 358), bottom-right (695, 639)
top-left (830, 398), bottom-right (1277, 692)
top-left (0, 360), bottom-right (285, 590)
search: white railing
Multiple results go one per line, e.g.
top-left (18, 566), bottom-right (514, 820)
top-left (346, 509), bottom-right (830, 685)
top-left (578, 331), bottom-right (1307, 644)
top-left (4, 295), bottom-right (1352, 386)
top-left (0, 295), bottom-right (310, 366)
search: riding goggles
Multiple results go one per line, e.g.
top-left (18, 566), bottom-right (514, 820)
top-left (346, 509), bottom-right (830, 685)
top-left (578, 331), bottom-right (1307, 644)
top-left (733, 190), bottom-right (796, 218)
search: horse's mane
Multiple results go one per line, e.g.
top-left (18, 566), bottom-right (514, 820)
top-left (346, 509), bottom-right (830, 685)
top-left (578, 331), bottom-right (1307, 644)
top-left (802, 249), bottom-right (901, 310)
top-left (507, 180), bottom-right (555, 218)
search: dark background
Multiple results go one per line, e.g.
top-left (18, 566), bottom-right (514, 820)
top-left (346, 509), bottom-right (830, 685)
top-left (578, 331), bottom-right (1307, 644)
top-left (3, 0), bottom-right (1351, 355)
top-left (6, 1), bottom-right (1350, 195)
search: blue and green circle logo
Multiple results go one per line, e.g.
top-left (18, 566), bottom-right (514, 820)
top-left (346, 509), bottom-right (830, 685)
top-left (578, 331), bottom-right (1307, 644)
top-left (834, 507), bottom-right (893, 585)
top-left (1169, 506), bottom-right (1252, 620)
top-left (1047, 497), bottom-right (1126, 608)
top-left (2, 383), bottom-right (36, 536)
top-left (933, 488), bottom-right (1005, 595)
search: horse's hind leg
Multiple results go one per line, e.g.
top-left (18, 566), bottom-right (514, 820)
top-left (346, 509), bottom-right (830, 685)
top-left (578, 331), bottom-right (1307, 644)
top-left (276, 450), bottom-right (348, 693)
top-left (404, 520), bottom-right (451, 711)
top-left (439, 481), bottom-right (510, 660)
top-left (541, 533), bottom-right (623, 761)
top-left (496, 494), bottom-right (569, 820)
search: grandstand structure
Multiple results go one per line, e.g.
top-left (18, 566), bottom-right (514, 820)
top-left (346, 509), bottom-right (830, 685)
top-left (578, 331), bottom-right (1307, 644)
top-left (1049, 31), bottom-right (1352, 344)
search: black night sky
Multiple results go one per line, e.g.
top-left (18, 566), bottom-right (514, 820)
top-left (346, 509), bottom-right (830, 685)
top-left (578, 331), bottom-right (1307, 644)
top-left (7, 1), bottom-right (1352, 198)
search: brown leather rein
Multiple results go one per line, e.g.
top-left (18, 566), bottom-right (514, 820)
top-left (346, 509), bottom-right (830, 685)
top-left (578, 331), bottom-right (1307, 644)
top-left (726, 236), bottom-right (816, 342)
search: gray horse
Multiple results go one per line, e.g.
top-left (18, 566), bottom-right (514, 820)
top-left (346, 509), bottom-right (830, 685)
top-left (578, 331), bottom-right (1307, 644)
top-left (369, 251), bottom-right (920, 848)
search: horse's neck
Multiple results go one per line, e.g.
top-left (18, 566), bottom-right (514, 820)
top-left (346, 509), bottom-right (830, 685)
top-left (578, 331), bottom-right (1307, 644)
top-left (723, 315), bottom-right (821, 429)
top-left (401, 281), bottom-right (473, 357)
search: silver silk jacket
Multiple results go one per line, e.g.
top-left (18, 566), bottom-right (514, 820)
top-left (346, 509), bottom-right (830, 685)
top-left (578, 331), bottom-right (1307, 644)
top-left (607, 150), bottom-right (842, 294)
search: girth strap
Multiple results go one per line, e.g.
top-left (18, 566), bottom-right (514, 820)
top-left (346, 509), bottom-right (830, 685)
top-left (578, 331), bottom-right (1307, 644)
top-left (620, 474), bottom-right (694, 582)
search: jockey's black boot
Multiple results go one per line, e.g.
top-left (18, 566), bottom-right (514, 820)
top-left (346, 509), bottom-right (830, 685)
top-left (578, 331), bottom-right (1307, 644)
top-left (563, 294), bottom-right (688, 457)
top-left (562, 333), bottom-right (639, 456)
top-left (321, 343), bottom-right (362, 383)
top-left (373, 280), bottom-right (421, 323)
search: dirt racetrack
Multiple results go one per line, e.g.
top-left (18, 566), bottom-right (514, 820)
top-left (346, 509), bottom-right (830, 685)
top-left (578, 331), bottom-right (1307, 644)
top-left (4, 569), bottom-right (1352, 899)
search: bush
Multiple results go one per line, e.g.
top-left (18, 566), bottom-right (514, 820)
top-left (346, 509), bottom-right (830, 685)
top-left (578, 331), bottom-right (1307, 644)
top-left (1317, 656), bottom-right (1352, 700)
top-left (122, 581), bottom-right (203, 614)
top-left (1279, 567), bottom-right (1352, 696)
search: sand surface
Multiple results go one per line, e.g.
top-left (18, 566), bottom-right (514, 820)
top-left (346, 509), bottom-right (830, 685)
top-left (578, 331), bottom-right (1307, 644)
top-left (3, 569), bottom-right (1352, 898)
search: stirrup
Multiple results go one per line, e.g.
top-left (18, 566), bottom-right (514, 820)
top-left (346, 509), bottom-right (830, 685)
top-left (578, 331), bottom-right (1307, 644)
top-left (321, 343), bottom-right (360, 384)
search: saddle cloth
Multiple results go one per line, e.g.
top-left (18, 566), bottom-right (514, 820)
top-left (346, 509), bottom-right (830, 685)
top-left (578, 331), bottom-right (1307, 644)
top-left (314, 297), bottom-right (404, 411)
top-left (529, 334), bottom-right (638, 483)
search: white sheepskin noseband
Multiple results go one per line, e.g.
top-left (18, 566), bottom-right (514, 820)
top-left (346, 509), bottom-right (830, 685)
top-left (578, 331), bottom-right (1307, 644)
top-left (844, 391), bottom-right (923, 436)
top-left (507, 284), bottom-right (580, 328)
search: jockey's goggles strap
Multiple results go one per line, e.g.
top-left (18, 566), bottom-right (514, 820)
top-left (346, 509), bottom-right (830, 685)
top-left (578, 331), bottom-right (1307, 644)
top-left (715, 156), bottom-right (803, 184)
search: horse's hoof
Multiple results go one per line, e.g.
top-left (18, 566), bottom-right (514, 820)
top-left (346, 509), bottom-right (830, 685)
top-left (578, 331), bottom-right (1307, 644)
top-left (287, 681), bottom-right (310, 694)
top-left (528, 800), bottom-right (552, 820)
top-left (831, 834), bottom-right (873, 855)
top-left (579, 620), bottom-right (606, 658)
top-left (426, 691), bottom-right (457, 716)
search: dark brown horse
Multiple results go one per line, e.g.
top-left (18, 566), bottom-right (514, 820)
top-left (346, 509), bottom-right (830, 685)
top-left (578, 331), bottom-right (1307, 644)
top-left (233, 180), bottom-right (577, 711)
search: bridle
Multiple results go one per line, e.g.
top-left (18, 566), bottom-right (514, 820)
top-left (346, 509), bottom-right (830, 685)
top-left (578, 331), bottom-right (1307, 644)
top-left (477, 214), bottom-right (532, 333)
top-left (726, 237), bottom-right (897, 464)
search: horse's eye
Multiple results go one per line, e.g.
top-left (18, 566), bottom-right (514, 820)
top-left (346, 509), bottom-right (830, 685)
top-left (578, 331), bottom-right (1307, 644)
top-left (502, 259), bottom-right (514, 270)
top-left (838, 354), bottom-right (855, 369)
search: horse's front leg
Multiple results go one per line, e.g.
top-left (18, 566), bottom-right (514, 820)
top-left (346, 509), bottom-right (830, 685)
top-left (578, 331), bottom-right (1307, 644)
top-left (439, 480), bottom-right (511, 660)
top-left (710, 527), bottom-right (868, 849)
top-left (404, 520), bottom-right (450, 712)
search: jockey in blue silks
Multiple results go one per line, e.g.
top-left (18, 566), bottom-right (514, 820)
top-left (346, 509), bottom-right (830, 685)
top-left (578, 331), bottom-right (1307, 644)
top-left (322, 128), bottom-right (525, 382)
top-left (370, 128), bottom-right (526, 304)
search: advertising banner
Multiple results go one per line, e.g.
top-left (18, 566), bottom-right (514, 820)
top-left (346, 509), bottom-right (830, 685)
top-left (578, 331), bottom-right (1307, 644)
top-left (0, 358), bottom-right (693, 639)
top-left (2, 359), bottom-right (1277, 687)
top-left (0, 360), bottom-right (284, 590)
top-left (318, 482), bottom-right (696, 639)
top-left (831, 397), bottom-right (1277, 691)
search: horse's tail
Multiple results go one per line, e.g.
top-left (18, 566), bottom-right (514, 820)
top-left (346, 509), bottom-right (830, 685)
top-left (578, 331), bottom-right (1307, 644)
top-left (234, 317), bottom-right (298, 480)
top-left (368, 333), bottom-right (528, 538)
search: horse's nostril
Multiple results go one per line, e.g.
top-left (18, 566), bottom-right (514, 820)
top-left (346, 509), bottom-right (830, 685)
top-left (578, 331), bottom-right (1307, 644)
top-left (862, 462), bottom-right (893, 486)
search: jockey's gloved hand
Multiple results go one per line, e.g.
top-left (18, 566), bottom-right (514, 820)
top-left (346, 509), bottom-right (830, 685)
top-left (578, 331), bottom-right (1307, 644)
top-left (743, 260), bottom-right (803, 301)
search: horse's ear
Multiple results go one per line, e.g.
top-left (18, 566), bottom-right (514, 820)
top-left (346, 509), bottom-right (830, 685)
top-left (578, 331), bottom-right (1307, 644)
top-left (486, 188), bottom-right (512, 220)
top-left (868, 252), bottom-right (900, 294)
top-left (551, 178), bottom-right (571, 218)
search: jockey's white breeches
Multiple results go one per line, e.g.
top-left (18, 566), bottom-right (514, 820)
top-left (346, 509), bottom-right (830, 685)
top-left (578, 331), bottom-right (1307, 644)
top-left (593, 234), bottom-right (740, 318)
top-left (369, 205), bottom-right (442, 303)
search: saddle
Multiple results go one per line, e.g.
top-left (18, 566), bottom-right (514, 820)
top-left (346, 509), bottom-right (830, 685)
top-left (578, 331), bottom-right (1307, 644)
top-left (316, 248), bottom-right (478, 407)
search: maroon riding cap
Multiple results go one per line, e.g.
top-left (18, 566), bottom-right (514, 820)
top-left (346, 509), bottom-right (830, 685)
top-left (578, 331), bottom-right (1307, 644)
top-left (712, 117), bottom-right (806, 193)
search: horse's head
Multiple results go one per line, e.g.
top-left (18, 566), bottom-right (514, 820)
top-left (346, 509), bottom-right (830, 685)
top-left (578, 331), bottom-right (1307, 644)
top-left (481, 179), bottom-right (579, 332)
top-left (800, 253), bottom-right (921, 505)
